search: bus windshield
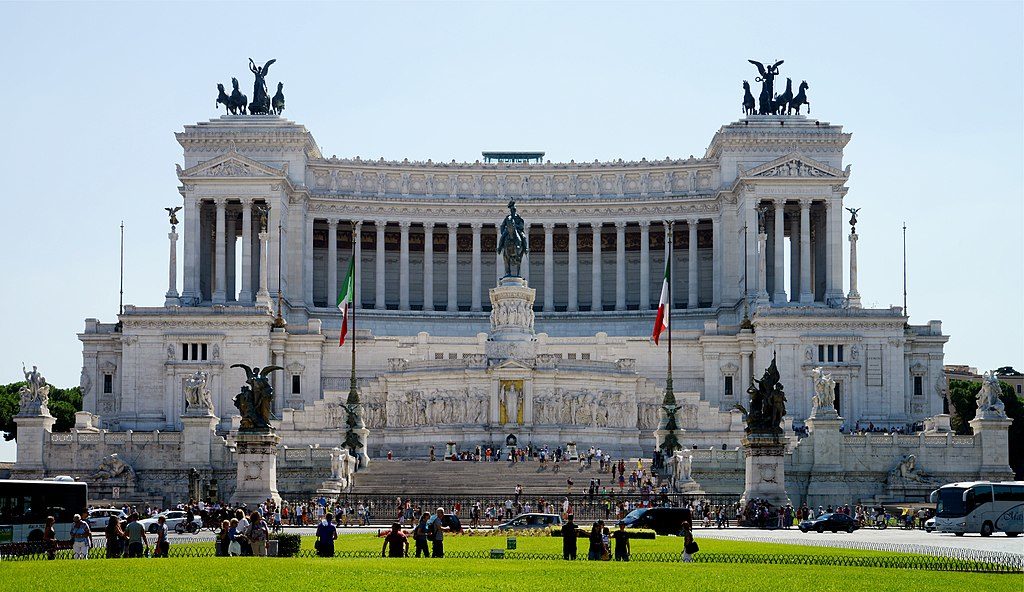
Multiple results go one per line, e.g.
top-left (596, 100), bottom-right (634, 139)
top-left (935, 487), bottom-right (967, 517)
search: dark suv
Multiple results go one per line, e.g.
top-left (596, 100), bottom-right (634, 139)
top-left (617, 507), bottom-right (692, 535)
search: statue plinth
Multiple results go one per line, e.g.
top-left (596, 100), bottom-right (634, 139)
top-left (486, 276), bottom-right (537, 361)
top-left (740, 433), bottom-right (790, 508)
top-left (230, 431), bottom-right (282, 507)
top-left (181, 412), bottom-right (219, 466)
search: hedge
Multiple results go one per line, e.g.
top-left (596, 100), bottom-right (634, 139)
top-left (271, 533), bottom-right (302, 557)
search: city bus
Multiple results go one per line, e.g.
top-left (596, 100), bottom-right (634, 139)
top-left (0, 479), bottom-right (89, 544)
top-left (930, 481), bottom-right (1024, 537)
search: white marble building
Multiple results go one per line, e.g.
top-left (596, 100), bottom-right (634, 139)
top-left (18, 109), bottom-right (1010, 504)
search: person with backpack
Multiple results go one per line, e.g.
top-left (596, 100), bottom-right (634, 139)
top-left (248, 512), bottom-right (270, 556)
top-left (315, 513), bottom-right (338, 557)
top-left (413, 511), bottom-right (431, 557)
top-left (427, 507), bottom-right (450, 557)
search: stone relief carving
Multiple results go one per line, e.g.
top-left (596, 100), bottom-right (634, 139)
top-left (385, 387), bottom-right (488, 427)
top-left (93, 453), bottom-right (137, 485)
top-left (79, 366), bottom-right (92, 396)
top-left (532, 388), bottom-right (636, 428)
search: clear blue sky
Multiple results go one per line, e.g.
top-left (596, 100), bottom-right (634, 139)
top-left (1, 1), bottom-right (1021, 462)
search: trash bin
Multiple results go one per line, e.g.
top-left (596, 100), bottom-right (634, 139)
top-left (490, 549), bottom-right (505, 559)
top-left (267, 540), bottom-right (279, 557)
top-left (506, 537), bottom-right (517, 550)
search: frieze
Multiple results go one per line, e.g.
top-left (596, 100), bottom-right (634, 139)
top-left (306, 200), bottom-right (722, 222)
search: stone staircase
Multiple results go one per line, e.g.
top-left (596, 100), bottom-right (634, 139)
top-left (351, 459), bottom-right (626, 495)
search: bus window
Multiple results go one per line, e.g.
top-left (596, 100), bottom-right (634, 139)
top-left (994, 485), bottom-right (1024, 502)
top-left (936, 487), bottom-right (967, 517)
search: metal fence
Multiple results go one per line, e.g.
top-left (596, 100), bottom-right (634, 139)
top-left (2, 539), bottom-right (1020, 573)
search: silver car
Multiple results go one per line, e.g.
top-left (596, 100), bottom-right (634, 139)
top-left (497, 513), bottom-right (563, 531)
top-left (86, 508), bottom-right (126, 530)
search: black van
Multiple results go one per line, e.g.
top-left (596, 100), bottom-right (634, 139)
top-left (617, 507), bottom-right (692, 535)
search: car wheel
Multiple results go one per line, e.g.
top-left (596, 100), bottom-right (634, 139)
top-left (1006, 532), bottom-right (1020, 537)
top-left (955, 532), bottom-right (964, 537)
top-left (980, 522), bottom-right (993, 537)
top-left (815, 525), bottom-right (823, 533)
top-left (847, 526), bottom-right (854, 533)
top-left (799, 527), bottom-right (807, 533)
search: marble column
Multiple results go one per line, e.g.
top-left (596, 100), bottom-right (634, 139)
top-left (399, 221), bottom-right (410, 311)
top-left (447, 223), bottom-right (458, 312)
top-left (240, 199), bottom-right (253, 304)
top-left (256, 229), bottom-right (271, 307)
top-left (664, 222), bottom-right (672, 307)
top-left (688, 218), bottom-right (699, 308)
top-left (827, 199), bottom-right (844, 301)
top-left (471, 222), bottom-right (482, 312)
top-left (848, 228), bottom-right (862, 308)
top-left (304, 215), bottom-right (314, 307)
top-left (522, 223), bottom-right (531, 283)
top-left (543, 222), bottom-right (554, 312)
top-left (375, 220), bottom-right (386, 310)
top-left (639, 220), bottom-right (650, 310)
top-left (773, 199), bottom-right (787, 303)
top-left (226, 214), bottom-right (236, 301)
top-left (757, 228), bottom-right (769, 304)
top-left (164, 225), bottom-right (180, 306)
top-left (615, 221), bottom-right (626, 311)
top-left (353, 221), bottom-right (363, 309)
top-left (567, 222), bottom-right (579, 312)
top-left (591, 223), bottom-right (602, 311)
top-left (799, 200), bottom-right (813, 303)
top-left (712, 217), bottom-right (721, 307)
top-left (212, 198), bottom-right (227, 304)
top-left (789, 214), bottom-right (800, 302)
top-left (495, 225), bottom-right (503, 282)
top-left (745, 201), bottom-right (758, 300)
top-left (181, 197), bottom-right (198, 304)
top-left (423, 222), bottom-right (435, 311)
top-left (327, 219), bottom-right (339, 305)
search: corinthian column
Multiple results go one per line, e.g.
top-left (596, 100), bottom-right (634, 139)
top-left (688, 218), bottom-right (698, 309)
top-left (471, 222), bottom-right (482, 312)
top-left (256, 227), bottom-right (271, 307)
top-left (239, 198), bottom-right (253, 304)
top-left (399, 221), bottom-right (410, 310)
top-left (375, 220), bottom-right (386, 310)
top-left (165, 224), bottom-right (180, 306)
top-left (543, 223), bottom-right (554, 312)
top-left (567, 222), bottom-right (579, 312)
top-left (772, 198), bottom-right (787, 303)
top-left (353, 221), bottom-right (363, 309)
top-left (615, 221), bottom-right (626, 311)
top-left (848, 225), bottom-right (862, 308)
top-left (447, 223), bottom-right (458, 312)
top-left (327, 219), bottom-right (339, 306)
top-left (423, 222), bottom-right (435, 311)
top-left (591, 223), bottom-right (602, 312)
top-left (212, 198), bottom-right (227, 304)
top-left (799, 200), bottom-right (813, 303)
top-left (639, 220), bottom-right (650, 310)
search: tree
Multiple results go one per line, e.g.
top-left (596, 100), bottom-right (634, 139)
top-left (947, 379), bottom-right (1024, 478)
top-left (0, 382), bottom-right (82, 441)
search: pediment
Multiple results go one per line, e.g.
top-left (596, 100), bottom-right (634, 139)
top-left (176, 151), bottom-right (287, 180)
top-left (491, 358), bottom-right (534, 372)
top-left (740, 152), bottom-right (848, 180)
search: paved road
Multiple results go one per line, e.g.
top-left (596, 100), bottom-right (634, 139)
top-left (694, 526), bottom-right (1024, 556)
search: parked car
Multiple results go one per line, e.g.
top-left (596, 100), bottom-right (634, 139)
top-left (618, 507), bottom-right (692, 535)
top-left (497, 513), bottom-right (563, 531)
top-left (139, 511), bottom-right (200, 534)
top-left (86, 508), bottom-right (126, 530)
top-left (799, 512), bottom-right (859, 533)
top-left (925, 517), bottom-right (935, 533)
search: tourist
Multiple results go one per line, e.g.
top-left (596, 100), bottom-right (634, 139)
top-left (681, 529), bottom-right (698, 563)
top-left (382, 523), bottom-right (409, 557)
top-left (249, 512), bottom-right (270, 556)
top-left (125, 513), bottom-right (148, 558)
top-left (413, 511), bottom-right (431, 557)
top-left (587, 520), bottom-right (606, 561)
top-left (235, 509), bottom-right (252, 555)
top-left (430, 445), bottom-right (436, 461)
top-left (428, 507), bottom-right (450, 557)
top-left (217, 519), bottom-right (230, 556)
top-left (154, 515), bottom-right (170, 557)
top-left (42, 515), bottom-right (56, 560)
top-left (105, 515), bottom-right (127, 558)
top-left (562, 514), bottom-right (579, 560)
top-left (70, 514), bottom-right (92, 559)
top-left (315, 513), bottom-right (338, 557)
top-left (228, 518), bottom-right (243, 556)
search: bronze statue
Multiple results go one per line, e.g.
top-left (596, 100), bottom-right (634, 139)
top-left (788, 81), bottom-right (810, 115)
top-left (749, 59), bottom-right (783, 115)
top-left (248, 58), bottom-right (276, 115)
top-left (846, 207), bottom-right (860, 229)
top-left (227, 78), bottom-right (247, 115)
top-left (231, 363), bottom-right (283, 432)
top-left (216, 84), bottom-right (231, 114)
top-left (742, 81), bottom-right (756, 116)
top-left (733, 353), bottom-right (787, 436)
top-left (165, 206), bottom-right (181, 227)
top-left (496, 200), bottom-right (528, 277)
top-left (272, 82), bottom-right (285, 116)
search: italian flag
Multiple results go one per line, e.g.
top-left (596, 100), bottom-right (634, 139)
top-left (337, 258), bottom-right (355, 346)
top-left (652, 259), bottom-right (669, 344)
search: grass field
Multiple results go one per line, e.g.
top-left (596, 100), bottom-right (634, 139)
top-left (5, 534), bottom-right (1020, 592)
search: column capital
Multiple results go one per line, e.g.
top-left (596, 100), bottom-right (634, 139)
top-left (614, 221), bottom-right (627, 230)
top-left (799, 198), bottom-right (812, 210)
top-left (240, 197), bottom-right (255, 206)
top-left (773, 196), bottom-right (786, 206)
top-left (423, 221), bottom-right (435, 230)
top-left (354, 220), bottom-right (363, 231)
top-left (687, 217), bottom-right (700, 226)
top-left (327, 219), bottom-right (339, 229)
top-left (664, 220), bottom-right (674, 232)
top-left (470, 221), bottom-right (483, 231)
top-left (591, 223), bottom-right (602, 234)
top-left (567, 221), bottom-right (579, 231)
top-left (398, 220), bottom-right (411, 230)
top-left (447, 223), bottom-right (458, 235)
top-left (543, 222), bottom-right (555, 232)
top-left (213, 197), bottom-right (227, 208)
top-left (374, 219), bottom-right (388, 228)
top-left (638, 220), bottom-right (651, 229)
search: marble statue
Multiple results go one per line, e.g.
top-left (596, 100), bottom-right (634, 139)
top-left (497, 200), bottom-right (528, 277)
top-left (810, 366), bottom-right (836, 416)
top-left (93, 453), bottom-right (136, 484)
top-left (975, 372), bottom-right (1007, 419)
top-left (183, 370), bottom-right (214, 414)
top-left (231, 364), bottom-right (283, 432)
top-left (886, 454), bottom-right (935, 486)
top-left (19, 364), bottom-right (50, 415)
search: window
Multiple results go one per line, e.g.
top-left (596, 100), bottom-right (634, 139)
top-left (103, 374), bottom-right (113, 394)
top-left (818, 345), bottom-right (825, 362)
top-left (581, 353), bottom-right (591, 360)
top-left (434, 353), bottom-right (444, 360)
top-left (568, 353), bottom-right (577, 360)
top-left (291, 375), bottom-right (301, 395)
top-left (837, 345), bottom-right (844, 362)
top-left (181, 343), bottom-right (208, 361)
top-left (833, 381), bottom-right (841, 414)
top-left (827, 345), bottom-right (834, 362)
top-left (447, 353), bottom-right (457, 360)
top-left (914, 376), bottom-right (923, 397)
top-left (724, 376), bottom-right (734, 397)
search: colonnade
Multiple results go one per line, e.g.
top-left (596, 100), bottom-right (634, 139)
top-left (757, 197), bottom-right (837, 305)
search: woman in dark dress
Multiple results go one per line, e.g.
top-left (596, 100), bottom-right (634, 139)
top-left (315, 513), bottom-right (338, 557)
top-left (105, 515), bottom-right (127, 558)
top-left (42, 516), bottom-right (56, 560)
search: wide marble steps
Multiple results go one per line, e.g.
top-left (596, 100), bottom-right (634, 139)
top-left (350, 459), bottom-right (637, 495)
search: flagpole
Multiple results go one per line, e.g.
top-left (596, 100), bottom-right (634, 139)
top-left (666, 221), bottom-right (673, 397)
top-left (349, 227), bottom-right (358, 401)
top-left (659, 220), bottom-right (680, 457)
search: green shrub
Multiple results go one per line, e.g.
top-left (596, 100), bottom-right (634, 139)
top-left (271, 533), bottom-right (301, 557)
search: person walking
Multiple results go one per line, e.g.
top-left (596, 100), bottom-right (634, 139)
top-left (413, 511), bottom-right (431, 558)
top-left (153, 515), bottom-right (170, 558)
top-left (562, 514), bottom-right (579, 560)
top-left (612, 523), bottom-right (630, 561)
top-left (105, 515), bottom-right (127, 558)
top-left (381, 523), bottom-right (409, 557)
top-left (315, 513), bottom-right (338, 557)
top-left (587, 520), bottom-right (605, 561)
top-left (69, 514), bottom-right (92, 559)
top-left (43, 516), bottom-right (57, 560)
top-left (125, 514), bottom-right (148, 558)
top-left (428, 507), bottom-right (450, 558)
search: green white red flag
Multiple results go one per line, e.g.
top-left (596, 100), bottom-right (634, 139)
top-left (337, 258), bottom-right (355, 346)
top-left (652, 259), bottom-right (669, 344)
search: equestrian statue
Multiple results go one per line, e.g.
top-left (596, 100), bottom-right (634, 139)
top-left (496, 199), bottom-right (529, 278)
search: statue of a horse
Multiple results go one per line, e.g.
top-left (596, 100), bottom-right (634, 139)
top-left (499, 215), bottom-right (527, 277)
top-left (272, 82), bottom-right (286, 115)
top-left (774, 78), bottom-right (794, 115)
top-left (742, 81), bottom-right (756, 116)
top-left (788, 81), bottom-right (810, 115)
top-left (228, 77), bottom-right (247, 115)
top-left (216, 84), bottom-right (231, 114)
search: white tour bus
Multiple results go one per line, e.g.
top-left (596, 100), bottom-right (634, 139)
top-left (0, 478), bottom-right (89, 545)
top-left (930, 481), bottom-right (1024, 537)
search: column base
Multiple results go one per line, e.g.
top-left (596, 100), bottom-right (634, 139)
top-left (772, 291), bottom-right (787, 304)
top-left (164, 292), bottom-right (181, 307)
top-left (255, 291), bottom-right (272, 308)
top-left (799, 292), bottom-right (814, 304)
top-left (230, 432), bottom-right (282, 507)
top-left (212, 291), bottom-right (226, 304)
top-left (847, 293), bottom-right (861, 308)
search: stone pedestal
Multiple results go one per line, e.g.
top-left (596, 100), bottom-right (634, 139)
top-left (14, 413), bottom-right (55, 470)
top-left (444, 441), bottom-right (457, 460)
top-left (923, 414), bottom-right (952, 433)
top-left (486, 277), bottom-right (537, 361)
top-left (847, 231), bottom-right (861, 308)
top-left (803, 411), bottom-right (849, 506)
top-left (740, 434), bottom-right (790, 507)
top-left (969, 416), bottom-right (1014, 475)
top-left (230, 432), bottom-right (282, 507)
top-left (182, 413), bottom-right (219, 466)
